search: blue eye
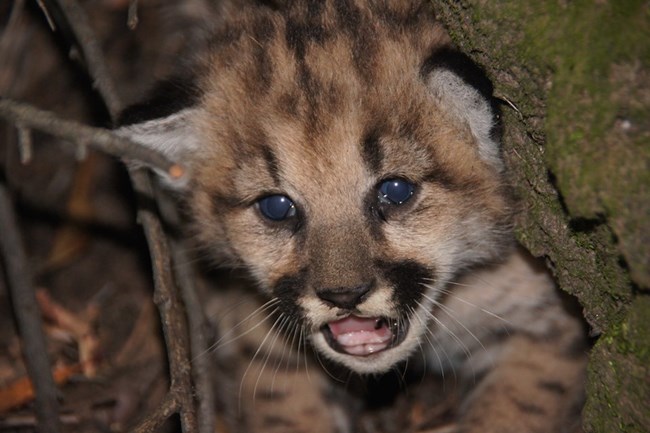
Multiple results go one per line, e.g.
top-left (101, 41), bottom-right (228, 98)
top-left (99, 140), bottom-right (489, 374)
top-left (378, 178), bottom-right (415, 205)
top-left (258, 194), bottom-right (296, 221)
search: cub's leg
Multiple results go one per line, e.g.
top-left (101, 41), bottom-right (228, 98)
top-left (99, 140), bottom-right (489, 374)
top-left (429, 250), bottom-right (587, 433)
top-left (456, 334), bottom-right (586, 433)
top-left (237, 356), bottom-right (347, 433)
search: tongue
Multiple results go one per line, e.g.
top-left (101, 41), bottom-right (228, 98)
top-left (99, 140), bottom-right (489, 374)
top-left (327, 316), bottom-right (392, 356)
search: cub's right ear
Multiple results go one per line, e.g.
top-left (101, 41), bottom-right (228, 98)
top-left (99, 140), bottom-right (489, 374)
top-left (115, 78), bottom-right (203, 189)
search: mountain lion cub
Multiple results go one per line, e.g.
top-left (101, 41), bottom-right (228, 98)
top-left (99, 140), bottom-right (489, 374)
top-left (118, 1), bottom-right (587, 431)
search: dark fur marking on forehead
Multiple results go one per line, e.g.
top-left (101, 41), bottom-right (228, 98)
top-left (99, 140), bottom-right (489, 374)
top-left (293, 61), bottom-right (344, 135)
top-left (297, 64), bottom-right (323, 130)
top-left (292, 62), bottom-right (344, 134)
top-left (378, 260), bottom-right (431, 312)
top-left (250, 16), bottom-right (278, 94)
top-left (261, 145), bottom-right (281, 186)
top-left (333, 0), bottom-right (379, 82)
top-left (361, 129), bottom-right (383, 174)
top-left (255, 13), bottom-right (277, 41)
top-left (396, 114), bottom-right (423, 143)
top-left (350, 27), bottom-right (379, 83)
top-left (333, 0), bottom-right (361, 30)
top-left (284, 1), bottom-right (336, 128)
top-left (252, 47), bottom-right (274, 94)
top-left (305, 0), bottom-right (327, 20)
top-left (277, 91), bottom-right (301, 118)
top-left (285, 3), bottom-right (330, 60)
top-left (323, 81), bottom-right (344, 115)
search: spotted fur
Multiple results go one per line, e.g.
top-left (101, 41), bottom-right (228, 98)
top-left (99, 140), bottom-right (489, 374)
top-left (118, 1), bottom-right (587, 432)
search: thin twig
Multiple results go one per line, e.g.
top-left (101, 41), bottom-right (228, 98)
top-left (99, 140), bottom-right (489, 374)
top-left (0, 98), bottom-right (185, 180)
top-left (44, 1), bottom-right (200, 431)
top-left (173, 246), bottom-right (216, 433)
top-left (35, 0), bottom-right (57, 31)
top-left (16, 124), bottom-right (32, 164)
top-left (0, 183), bottom-right (61, 433)
top-left (130, 390), bottom-right (179, 433)
top-left (128, 0), bottom-right (140, 30)
top-left (0, 0), bottom-right (29, 95)
top-left (3, 0), bottom-right (201, 430)
top-left (50, 0), bottom-right (121, 120)
top-left (130, 170), bottom-right (198, 433)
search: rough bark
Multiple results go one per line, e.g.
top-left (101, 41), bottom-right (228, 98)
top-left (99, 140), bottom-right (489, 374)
top-left (433, 1), bottom-right (649, 432)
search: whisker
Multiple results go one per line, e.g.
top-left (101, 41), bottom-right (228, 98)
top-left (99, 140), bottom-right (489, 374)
top-left (297, 324), bottom-right (312, 384)
top-left (285, 317), bottom-right (303, 381)
top-left (409, 305), bottom-right (454, 385)
top-left (416, 300), bottom-right (472, 362)
top-left (239, 308), bottom-right (283, 409)
top-left (253, 315), bottom-right (286, 400)
top-left (422, 282), bottom-right (513, 326)
top-left (421, 292), bottom-right (487, 354)
top-left (267, 313), bottom-right (294, 393)
top-left (206, 298), bottom-right (280, 354)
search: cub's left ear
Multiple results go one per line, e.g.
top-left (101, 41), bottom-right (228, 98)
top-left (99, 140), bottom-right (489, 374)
top-left (114, 78), bottom-right (203, 189)
top-left (422, 49), bottom-right (503, 171)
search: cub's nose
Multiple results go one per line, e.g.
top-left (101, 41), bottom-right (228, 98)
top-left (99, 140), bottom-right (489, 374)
top-left (316, 283), bottom-right (372, 310)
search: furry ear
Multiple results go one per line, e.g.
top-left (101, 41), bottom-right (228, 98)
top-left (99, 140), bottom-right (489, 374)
top-left (422, 49), bottom-right (503, 171)
top-left (115, 77), bottom-right (203, 188)
top-left (115, 108), bottom-right (201, 188)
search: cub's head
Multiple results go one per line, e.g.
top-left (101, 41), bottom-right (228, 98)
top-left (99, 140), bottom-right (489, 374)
top-left (118, 0), bottom-right (513, 374)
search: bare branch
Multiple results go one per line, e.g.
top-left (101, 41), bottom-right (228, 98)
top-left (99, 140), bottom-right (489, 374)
top-left (0, 183), bottom-right (61, 433)
top-left (128, 0), bottom-right (140, 30)
top-left (2, 0), bottom-right (204, 430)
top-left (173, 246), bottom-right (216, 433)
top-left (35, 0), bottom-right (57, 31)
top-left (130, 170), bottom-right (198, 433)
top-left (48, 0), bottom-right (121, 119)
top-left (16, 124), bottom-right (32, 164)
top-left (41, 1), bottom-right (201, 431)
top-left (0, 98), bottom-right (185, 181)
top-left (130, 390), bottom-right (178, 433)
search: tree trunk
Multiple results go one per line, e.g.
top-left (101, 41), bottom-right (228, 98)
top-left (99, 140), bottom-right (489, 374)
top-left (433, 1), bottom-right (650, 432)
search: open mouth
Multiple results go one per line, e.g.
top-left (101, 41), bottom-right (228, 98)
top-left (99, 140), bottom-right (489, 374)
top-left (321, 315), bottom-right (408, 356)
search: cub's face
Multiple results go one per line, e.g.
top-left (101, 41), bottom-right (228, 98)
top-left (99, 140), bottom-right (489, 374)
top-left (119, 1), bottom-right (513, 374)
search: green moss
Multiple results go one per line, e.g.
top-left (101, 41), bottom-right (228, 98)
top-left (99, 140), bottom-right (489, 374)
top-left (439, 0), bottom-right (649, 302)
top-left (434, 1), bottom-right (648, 431)
top-left (584, 297), bottom-right (650, 433)
top-left (452, 0), bottom-right (650, 228)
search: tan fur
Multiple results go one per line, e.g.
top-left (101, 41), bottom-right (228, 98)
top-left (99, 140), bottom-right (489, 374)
top-left (119, 1), bottom-right (587, 431)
